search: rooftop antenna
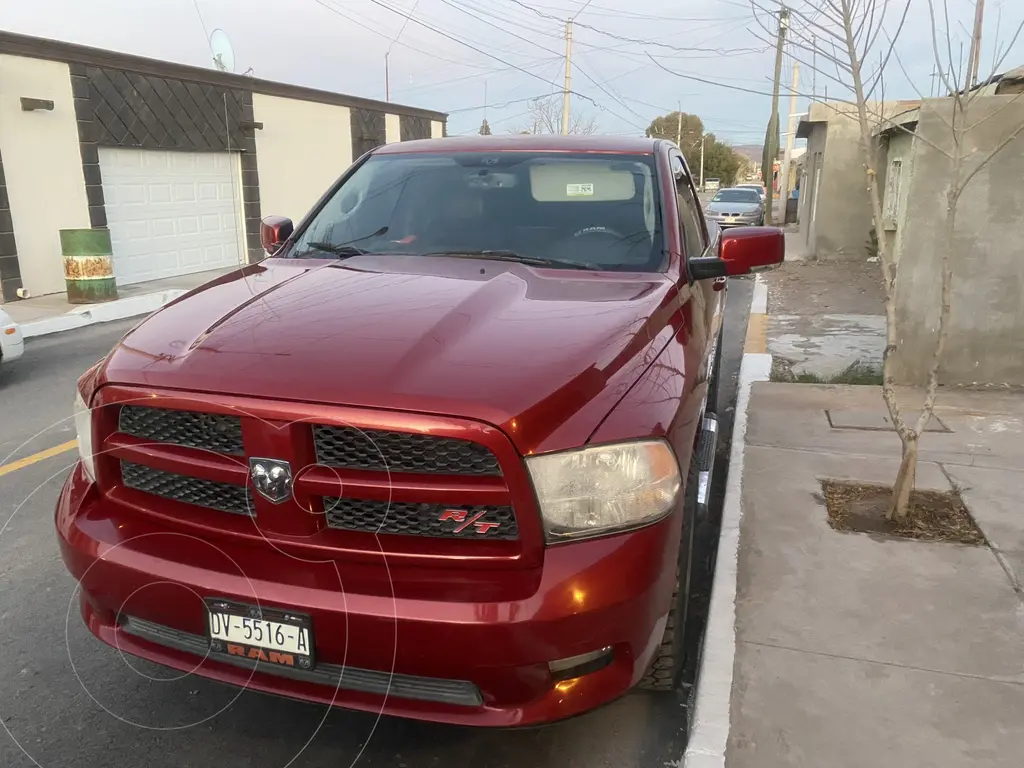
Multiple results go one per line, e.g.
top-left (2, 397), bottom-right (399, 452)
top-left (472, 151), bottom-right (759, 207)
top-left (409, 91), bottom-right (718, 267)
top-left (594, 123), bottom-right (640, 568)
top-left (209, 29), bottom-right (236, 73)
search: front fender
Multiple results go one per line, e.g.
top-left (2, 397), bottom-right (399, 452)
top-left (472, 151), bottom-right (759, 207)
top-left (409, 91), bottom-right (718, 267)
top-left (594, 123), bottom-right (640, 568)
top-left (585, 316), bottom-right (706, 475)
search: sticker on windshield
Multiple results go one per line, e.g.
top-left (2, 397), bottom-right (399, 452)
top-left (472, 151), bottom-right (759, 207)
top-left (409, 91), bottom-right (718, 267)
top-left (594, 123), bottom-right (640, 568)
top-left (566, 183), bottom-right (594, 197)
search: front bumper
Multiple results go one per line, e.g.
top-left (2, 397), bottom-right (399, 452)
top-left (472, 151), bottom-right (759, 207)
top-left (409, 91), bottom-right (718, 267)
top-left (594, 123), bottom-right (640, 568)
top-left (56, 462), bottom-right (681, 727)
top-left (706, 215), bottom-right (761, 228)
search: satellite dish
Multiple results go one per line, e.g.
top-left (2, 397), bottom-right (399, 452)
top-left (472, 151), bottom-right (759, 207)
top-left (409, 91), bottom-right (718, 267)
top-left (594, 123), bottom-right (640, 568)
top-left (209, 29), bottom-right (235, 73)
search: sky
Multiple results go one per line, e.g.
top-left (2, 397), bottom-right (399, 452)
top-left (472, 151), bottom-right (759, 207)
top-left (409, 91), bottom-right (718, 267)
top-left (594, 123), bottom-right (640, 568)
top-left (1, 0), bottom-right (1021, 144)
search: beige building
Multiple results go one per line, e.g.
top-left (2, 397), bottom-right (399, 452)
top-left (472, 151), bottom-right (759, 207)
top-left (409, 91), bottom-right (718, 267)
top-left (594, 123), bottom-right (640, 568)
top-left (0, 31), bottom-right (446, 302)
top-left (877, 94), bottom-right (1024, 387)
top-left (794, 100), bottom-right (919, 260)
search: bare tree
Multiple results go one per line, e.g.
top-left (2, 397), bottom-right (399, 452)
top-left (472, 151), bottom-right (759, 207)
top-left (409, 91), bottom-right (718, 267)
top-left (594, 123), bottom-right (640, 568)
top-left (744, 0), bottom-right (1024, 519)
top-left (514, 95), bottom-right (598, 135)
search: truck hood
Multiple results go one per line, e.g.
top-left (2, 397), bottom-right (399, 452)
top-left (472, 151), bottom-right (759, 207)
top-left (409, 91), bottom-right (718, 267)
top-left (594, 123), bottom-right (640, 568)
top-left (101, 256), bottom-right (679, 453)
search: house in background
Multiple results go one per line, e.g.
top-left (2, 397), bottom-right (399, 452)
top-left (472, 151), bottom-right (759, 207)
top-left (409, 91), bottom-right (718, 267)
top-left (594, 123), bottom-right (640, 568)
top-left (0, 30), bottom-right (446, 303)
top-left (794, 100), bottom-right (919, 260)
top-left (875, 90), bottom-right (1024, 387)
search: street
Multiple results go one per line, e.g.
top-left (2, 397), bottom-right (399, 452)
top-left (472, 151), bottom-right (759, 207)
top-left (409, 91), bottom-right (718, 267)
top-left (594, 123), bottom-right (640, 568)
top-left (0, 276), bottom-right (751, 768)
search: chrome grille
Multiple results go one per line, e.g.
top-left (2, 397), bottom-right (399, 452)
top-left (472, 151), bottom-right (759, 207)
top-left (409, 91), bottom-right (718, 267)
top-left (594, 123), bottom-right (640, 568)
top-left (323, 498), bottom-right (518, 540)
top-left (119, 406), bottom-right (244, 456)
top-left (121, 461), bottom-right (251, 516)
top-left (313, 425), bottom-right (501, 476)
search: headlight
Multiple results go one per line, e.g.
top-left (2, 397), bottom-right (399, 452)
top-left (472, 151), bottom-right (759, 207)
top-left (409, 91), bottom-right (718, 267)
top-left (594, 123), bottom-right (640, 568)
top-left (73, 390), bottom-right (96, 481)
top-left (525, 440), bottom-right (681, 543)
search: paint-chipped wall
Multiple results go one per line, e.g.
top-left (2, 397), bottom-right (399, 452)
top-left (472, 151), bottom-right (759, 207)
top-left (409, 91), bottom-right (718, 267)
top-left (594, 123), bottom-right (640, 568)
top-left (0, 54), bottom-right (91, 298)
top-left (892, 96), bottom-right (1024, 386)
top-left (253, 93), bottom-right (352, 225)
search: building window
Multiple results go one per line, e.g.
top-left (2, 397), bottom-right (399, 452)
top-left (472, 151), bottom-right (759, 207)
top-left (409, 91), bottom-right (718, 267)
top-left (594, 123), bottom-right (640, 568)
top-left (884, 158), bottom-right (903, 223)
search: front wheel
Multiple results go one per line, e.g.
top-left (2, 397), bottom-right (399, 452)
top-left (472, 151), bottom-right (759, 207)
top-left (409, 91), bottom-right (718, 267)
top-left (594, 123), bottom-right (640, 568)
top-left (636, 457), bottom-right (699, 691)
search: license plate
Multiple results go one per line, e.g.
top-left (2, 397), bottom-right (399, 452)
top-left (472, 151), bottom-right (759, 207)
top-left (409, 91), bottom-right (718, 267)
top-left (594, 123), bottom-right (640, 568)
top-left (206, 598), bottom-right (314, 670)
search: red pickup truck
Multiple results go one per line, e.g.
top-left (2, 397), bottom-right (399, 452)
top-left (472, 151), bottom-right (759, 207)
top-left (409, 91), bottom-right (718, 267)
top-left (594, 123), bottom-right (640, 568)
top-left (56, 135), bottom-right (783, 727)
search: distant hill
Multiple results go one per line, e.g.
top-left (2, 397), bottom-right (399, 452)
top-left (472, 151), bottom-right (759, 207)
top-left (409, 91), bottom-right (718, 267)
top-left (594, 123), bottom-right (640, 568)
top-left (731, 144), bottom-right (763, 162)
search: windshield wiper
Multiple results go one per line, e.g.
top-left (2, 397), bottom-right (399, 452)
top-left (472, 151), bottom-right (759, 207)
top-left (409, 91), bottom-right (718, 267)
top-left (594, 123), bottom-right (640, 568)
top-left (298, 242), bottom-right (370, 257)
top-left (420, 250), bottom-right (602, 271)
top-left (292, 226), bottom-right (390, 259)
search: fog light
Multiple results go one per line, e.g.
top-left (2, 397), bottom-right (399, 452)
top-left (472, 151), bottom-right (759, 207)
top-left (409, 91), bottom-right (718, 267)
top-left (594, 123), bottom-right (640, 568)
top-left (548, 646), bottom-right (614, 682)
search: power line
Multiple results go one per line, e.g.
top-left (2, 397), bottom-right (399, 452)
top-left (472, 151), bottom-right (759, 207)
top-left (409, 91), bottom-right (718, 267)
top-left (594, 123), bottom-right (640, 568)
top-left (571, 0), bottom-right (595, 21)
top-left (449, 0), bottom-right (566, 42)
top-left (393, 57), bottom-right (562, 95)
top-left (509, 0), bottom-right (753, 23)
top-left (359, 0), bottom-right (599, 100)
top-left (313, 0), bottom-right (515, 71)
top-left (437, 0), bottom-right (563, 59)
top-left (191, 0), bottom-right (211, 43)
top-left (506, 0), bottom-right (767, 55)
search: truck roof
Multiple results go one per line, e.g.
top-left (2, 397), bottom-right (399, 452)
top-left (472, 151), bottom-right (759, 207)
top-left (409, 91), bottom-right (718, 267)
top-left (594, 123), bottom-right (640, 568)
top-left (374, 134), bottom-right (662, 155)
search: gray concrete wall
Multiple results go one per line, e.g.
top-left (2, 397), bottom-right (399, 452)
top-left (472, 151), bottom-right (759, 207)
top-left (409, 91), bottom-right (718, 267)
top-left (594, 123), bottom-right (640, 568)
top-left (813, 110), bottom-right (874, 260)
top-left (892, 95), bottom-right (1024, 386)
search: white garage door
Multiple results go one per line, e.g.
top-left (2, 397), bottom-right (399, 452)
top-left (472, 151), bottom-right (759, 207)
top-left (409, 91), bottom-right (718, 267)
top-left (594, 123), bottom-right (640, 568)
top-left (100, 148), bottom-right (246, 286)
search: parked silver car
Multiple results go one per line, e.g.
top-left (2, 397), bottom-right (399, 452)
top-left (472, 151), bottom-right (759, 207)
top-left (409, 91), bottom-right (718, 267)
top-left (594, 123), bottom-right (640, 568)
top-left (734, 183), bottom-right (767, 204)
top-left (704, 187), bottom-right (765, 227)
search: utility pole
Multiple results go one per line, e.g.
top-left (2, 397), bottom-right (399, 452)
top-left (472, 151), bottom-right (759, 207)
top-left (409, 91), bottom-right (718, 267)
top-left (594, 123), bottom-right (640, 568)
top-left (676, 103), bottom-right (682, 146)
top-left (700, 134), bottom-right (706, 190)
top-left (968, 0), bottom-right (985, 89)
top-left (384, 52), bottom-right (390, 102)
top-left (764, 7), bottom-right (789, 226)
top-left (781, 62), bottom-right (800, 208)
top-left (811, 35), bottom-right (816, 100)
top-left (561, 19), bottom-right (574, 135)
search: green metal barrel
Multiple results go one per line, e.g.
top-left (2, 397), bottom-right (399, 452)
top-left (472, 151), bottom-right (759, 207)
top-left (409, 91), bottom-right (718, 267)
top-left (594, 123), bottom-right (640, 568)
top-left (60, 228), bottom-right (118, 304)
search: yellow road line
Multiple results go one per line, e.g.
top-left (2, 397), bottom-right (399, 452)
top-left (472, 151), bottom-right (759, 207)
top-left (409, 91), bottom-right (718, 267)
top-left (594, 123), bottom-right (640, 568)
top-left (0, 439), bottom-right (78, 478)
top-left (745, 313), bottom-right (768, 354)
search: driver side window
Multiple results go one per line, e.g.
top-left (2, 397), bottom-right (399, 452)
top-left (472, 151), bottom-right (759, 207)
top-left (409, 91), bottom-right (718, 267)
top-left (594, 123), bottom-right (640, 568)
top-left (672, 155), bottom-right (708, 260)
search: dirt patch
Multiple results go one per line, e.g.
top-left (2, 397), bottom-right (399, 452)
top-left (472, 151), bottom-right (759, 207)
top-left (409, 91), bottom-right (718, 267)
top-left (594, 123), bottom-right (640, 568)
top-left (821, 480), bottom-right (985, 545)
top-left (766, 260), bottom-right (885, 315)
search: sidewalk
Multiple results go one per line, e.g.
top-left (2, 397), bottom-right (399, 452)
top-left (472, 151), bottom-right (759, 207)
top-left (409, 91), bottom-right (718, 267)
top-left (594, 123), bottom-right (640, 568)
top-left (685, 264), bottom-right (1024, 767)
top-left (1, 267), bottom-right (236, 338)
top-left (727, 384), bottom-right (1023, 767)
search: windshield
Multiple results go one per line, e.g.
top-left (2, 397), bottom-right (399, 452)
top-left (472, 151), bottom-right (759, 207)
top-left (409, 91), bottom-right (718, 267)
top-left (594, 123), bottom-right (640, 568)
top-left (290, 151), bottom-right (665, 271)
top-left (712, 189), bottom-right (760, 203)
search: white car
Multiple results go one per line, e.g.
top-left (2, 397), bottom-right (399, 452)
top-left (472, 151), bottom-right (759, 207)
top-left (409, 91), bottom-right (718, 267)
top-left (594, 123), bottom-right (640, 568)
top-left (0, 306), bottom-right (25, 369)
top-left (735, 183), bottom-right (767, 203)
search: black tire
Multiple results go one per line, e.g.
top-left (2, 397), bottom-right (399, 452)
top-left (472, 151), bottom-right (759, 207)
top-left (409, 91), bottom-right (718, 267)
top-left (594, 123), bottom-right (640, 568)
top-left (637, 457), bottom-right (699, 691)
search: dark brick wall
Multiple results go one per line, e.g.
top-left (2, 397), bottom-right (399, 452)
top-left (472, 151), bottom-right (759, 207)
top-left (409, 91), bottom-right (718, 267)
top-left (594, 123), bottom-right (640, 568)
top-left (70, 64), bottom-right (262, 262)
top-left (0, 149), bottom-right (22, 302)
top-left (399, 115), bottom-right (432, 142)
top-left (350, 108), bottom-right (386, 159)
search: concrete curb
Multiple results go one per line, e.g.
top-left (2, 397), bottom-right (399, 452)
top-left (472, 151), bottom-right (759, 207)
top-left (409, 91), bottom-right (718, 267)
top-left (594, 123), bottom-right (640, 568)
top-left (20, 289), bottom-right (186, 339)
top-left (744, 274), bottom-right (768, 355)
top-left (683, 352), bottom-right (772, 768)
top-left (751, 273), bottom-right (768, 315)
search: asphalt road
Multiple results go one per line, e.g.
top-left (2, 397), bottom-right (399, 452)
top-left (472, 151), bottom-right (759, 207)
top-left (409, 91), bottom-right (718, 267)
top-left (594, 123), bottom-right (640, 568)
top-left (0, 277), bottom-right (751, 768)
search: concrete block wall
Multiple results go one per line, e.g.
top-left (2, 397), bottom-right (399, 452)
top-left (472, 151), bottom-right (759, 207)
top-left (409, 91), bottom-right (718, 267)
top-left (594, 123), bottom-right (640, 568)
top-left (891, 96), bottom-right (1024, 386)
